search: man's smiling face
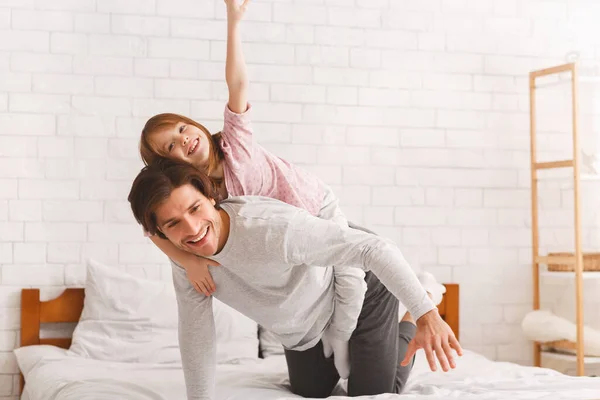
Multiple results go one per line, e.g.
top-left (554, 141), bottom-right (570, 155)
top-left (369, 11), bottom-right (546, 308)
top-left (154, 184), bottom-right (223, 257)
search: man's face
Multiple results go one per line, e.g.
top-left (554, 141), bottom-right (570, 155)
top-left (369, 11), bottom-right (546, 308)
top-left (154, 184), bottom-right (223, 257)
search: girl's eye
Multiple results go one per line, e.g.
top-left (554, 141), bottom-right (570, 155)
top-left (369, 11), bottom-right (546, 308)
top-left (179, 125), bottom-right (186, 133)
top-left (191, 205), bottom-right (199, 213)
top-left (168, 143), bottom-right (174, 152)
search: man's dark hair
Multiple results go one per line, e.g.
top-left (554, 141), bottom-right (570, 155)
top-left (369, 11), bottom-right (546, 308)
top-left (128, 158), bottom-right (219, 239)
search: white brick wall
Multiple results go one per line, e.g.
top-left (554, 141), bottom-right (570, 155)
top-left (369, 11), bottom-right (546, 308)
top-left (1, 0), bottom-right (600, 395)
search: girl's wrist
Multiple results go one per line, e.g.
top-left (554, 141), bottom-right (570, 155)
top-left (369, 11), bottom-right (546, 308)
top-left (227, 15), bottom-right (241, 27)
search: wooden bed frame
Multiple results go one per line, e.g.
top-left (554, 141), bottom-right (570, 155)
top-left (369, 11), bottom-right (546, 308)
top-left (19, 284), bottom-right (459, 393)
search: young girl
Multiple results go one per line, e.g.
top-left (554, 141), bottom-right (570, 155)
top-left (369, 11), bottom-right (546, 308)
top-left (138, 0), bottom-right (364, 379)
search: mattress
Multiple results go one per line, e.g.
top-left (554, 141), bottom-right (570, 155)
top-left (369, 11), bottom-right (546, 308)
top-left (18, 347), bottom-right (600, 400)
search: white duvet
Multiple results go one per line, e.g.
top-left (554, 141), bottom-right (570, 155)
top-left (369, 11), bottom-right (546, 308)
top-left (16, 345), bottom-right (600, 400)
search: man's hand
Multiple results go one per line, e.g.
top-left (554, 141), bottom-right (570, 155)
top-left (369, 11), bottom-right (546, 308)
top-left (184, 258), bottom-right (221, 296)
top-left (401, 309), bottom-right (463, 372)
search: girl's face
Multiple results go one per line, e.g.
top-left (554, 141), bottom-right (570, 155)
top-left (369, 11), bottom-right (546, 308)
top-left (149, 121), bottom-right (212, 169)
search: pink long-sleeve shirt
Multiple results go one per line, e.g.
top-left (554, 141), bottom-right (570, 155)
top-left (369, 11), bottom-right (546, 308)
top-left (219, 103), bottom-right (324, 214)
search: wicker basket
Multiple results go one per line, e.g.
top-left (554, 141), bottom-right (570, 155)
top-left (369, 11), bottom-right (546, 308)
top-left (547, 252), bottom-right (600, 272)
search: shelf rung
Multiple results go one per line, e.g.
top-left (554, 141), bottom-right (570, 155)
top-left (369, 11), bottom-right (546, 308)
top-left (534, 160), bottom-right (574, 170)
top-left (541, 340), bottom-right (577, 351)
top-left (536, 255), bottom-right (576, 265)
top-left (530, 62), bottom-right (574, 79)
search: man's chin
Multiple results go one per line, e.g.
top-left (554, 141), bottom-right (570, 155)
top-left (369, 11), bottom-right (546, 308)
top-left (182, 243), bottom-right (211, 258)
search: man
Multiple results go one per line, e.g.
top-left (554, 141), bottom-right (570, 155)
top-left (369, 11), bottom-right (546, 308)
top-left (128, 160), bottom-right (462, 400)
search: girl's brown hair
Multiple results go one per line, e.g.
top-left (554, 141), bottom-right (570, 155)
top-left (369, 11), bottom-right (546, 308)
top-left (139, 113), bottom-right (224, 178)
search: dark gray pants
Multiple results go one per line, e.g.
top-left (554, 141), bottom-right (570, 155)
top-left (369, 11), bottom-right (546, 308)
top-left (284, 271), bottom-right (417, 397)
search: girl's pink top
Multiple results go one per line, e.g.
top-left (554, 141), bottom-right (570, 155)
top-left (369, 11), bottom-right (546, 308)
top-left (219, 103), bottom-right (323, 216)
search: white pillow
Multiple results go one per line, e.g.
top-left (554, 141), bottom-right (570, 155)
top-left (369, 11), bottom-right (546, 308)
top-left (68, 259), bottom-right (259, 364)
top-left (14, 345), bottom-right (69, 378)
top-left (68, 259), bottom-right (181, 364)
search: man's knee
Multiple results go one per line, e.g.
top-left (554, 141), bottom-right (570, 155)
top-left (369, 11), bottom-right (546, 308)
top-left (398, 321), bottom-right (416, 343)
top-left (285, 344), bottom-right (339, 399)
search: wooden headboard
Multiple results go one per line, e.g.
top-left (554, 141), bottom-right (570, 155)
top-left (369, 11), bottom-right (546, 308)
top-left (19, 284), bottom-right (459, 392)
top-left (437, 283), bottom-right (459, 340)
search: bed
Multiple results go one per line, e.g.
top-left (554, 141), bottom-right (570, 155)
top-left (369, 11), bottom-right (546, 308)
top-left (15, 266), bottom-right (600, 400)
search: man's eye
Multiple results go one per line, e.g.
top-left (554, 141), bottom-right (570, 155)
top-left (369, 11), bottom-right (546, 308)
top-left (191, 206), bottom-right (199, 213)
top-left (168, 143), bottom-right (174, 152)
top-left (168, 221), bottom-right (178, 228)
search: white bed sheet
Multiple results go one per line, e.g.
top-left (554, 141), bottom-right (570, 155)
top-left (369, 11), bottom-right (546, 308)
top-left (20, 349), bottom-right (600, 400)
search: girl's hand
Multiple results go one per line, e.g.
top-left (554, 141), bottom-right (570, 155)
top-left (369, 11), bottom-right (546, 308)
top-left (225, 0), bottom-right (249, 24)
top-left (184, 258), bottom-right (221, 296)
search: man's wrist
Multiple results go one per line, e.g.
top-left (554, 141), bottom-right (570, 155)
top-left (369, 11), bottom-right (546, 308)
top-left (416, 308), bottom-right (439, 325)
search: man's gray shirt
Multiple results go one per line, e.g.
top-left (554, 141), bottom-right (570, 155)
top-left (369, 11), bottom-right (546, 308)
top-left (171, 196), bottom-right (435, 400)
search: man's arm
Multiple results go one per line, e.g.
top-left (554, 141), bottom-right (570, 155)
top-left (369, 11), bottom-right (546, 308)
top-left (283, 210), bottom-right (462, 372)
top-left (285, 211), bottom-right (435, 321)
top-left (171, 261), bottom-right (216, 400)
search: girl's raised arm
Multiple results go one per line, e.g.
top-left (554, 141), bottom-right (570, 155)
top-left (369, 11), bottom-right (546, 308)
top-left (225, 0), bottom-right (249, 114)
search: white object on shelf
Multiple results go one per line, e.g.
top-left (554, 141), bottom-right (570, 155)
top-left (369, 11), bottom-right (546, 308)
top-left (522, 310), bottom-right (600, 357)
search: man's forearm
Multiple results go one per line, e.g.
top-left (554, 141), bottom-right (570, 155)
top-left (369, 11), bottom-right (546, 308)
top-left (288, 212), bottom-right (436, 321)
top-left (359, 236), bottom-right (436, 320)
top-left (171, 262), bottom-right (217, 399)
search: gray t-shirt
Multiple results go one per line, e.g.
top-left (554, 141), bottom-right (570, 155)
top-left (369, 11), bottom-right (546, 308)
top-left (171, 196), bottom-right (436, 400)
